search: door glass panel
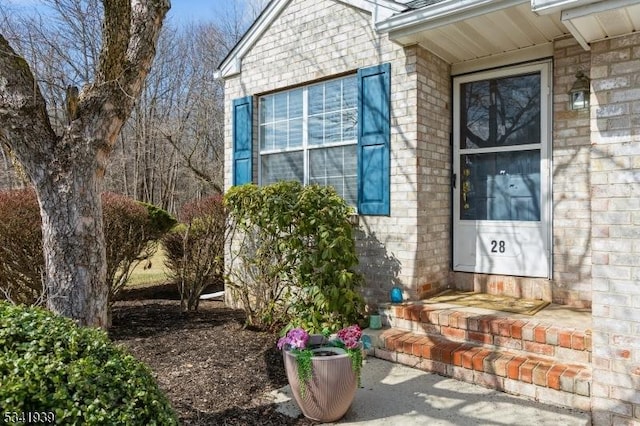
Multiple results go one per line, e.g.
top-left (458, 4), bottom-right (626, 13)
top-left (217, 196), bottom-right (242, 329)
top-left (460, 150), bottom-right (540, 221)
top-left (460, 73), bottom-right (541, 149)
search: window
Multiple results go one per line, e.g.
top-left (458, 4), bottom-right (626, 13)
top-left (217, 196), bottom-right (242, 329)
top-left (259, 75), bottom-right (358, 206)
top-left (232, 63), bottom-right (390, 216)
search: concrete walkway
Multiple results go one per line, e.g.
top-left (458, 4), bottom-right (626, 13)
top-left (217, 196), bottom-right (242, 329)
top-left (267, 357), bottom-right (591, 425)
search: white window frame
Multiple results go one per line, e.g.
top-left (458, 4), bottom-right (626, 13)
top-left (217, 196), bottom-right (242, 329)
top-left (258, 75), bottom-right (358, 205)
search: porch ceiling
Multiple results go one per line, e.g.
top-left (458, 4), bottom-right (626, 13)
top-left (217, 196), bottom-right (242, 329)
top-left (380, 0), bottom-right (640, 73)
top-left (381, 1), bottom-right (568, 71)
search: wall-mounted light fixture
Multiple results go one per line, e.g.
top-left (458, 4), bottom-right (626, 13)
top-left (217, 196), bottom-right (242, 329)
top-left (569, 70), bottom-right (590, 110)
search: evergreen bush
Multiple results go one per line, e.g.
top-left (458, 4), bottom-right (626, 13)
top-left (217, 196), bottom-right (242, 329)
top-left (0, 189), bottom-right (174, 306)
top-left (103, 192), bottom-right (176, 306)
top-left (225, 182), bottom-right (364, 333)
top-left (0, 301), bottom-right (177, 425)
top-left (0, 189), bottom-right (43, 304)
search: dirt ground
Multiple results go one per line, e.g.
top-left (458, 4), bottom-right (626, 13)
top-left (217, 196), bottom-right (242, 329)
top-left (110, 284), bottom-right (315, 425)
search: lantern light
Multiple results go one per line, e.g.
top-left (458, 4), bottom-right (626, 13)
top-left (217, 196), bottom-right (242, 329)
top-left (569, 70), bottom-right (590, 110)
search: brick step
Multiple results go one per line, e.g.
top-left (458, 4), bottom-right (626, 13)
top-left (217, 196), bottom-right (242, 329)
top-left (367, 328), bottom-right (591, 411)
top-left (378, 301), bottom-right (592, 365)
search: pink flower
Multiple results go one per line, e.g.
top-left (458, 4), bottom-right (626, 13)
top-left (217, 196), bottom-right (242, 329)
top-left (277, 327), bottom-right (310, 350)
top-left (337, 325), bottom-right (362, 349)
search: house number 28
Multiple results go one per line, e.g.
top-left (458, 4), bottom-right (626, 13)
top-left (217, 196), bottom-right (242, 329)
top-left (491, 240), bottom-right (506, 253)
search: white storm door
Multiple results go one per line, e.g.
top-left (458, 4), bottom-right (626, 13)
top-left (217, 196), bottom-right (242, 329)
top-left (453, 63), bottom-right (552, 278)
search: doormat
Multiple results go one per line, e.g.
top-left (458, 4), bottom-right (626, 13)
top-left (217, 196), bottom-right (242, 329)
top-left (425, 290), bottom-right (550, 316)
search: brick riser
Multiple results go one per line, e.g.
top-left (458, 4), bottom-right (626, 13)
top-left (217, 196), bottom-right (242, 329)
top-left (369, 302), bottom-right (592, 411)
top-left (381, 303), bottom-right (592, 364)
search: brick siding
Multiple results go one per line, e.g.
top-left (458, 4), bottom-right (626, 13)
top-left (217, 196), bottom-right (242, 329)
top-left (589, 33), bottom-right (640, 426)
top-left (415, 46), bottom-right (452, 298)
top-left (552, 36), bottom-right (593, 307)
top-left (223, 0), bottom-right (451, 307)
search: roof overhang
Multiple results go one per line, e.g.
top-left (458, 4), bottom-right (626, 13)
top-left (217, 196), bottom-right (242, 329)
top-left (214, 0), bottom-right (408, 79)
top-left (376, 0), bottom-right (528, 34)
top-left (377, 0), bottom-right (640, 72)
top-left (559, 0), bottom-right (640, 50)
top-left (377, 0), bottom-right (565, 73)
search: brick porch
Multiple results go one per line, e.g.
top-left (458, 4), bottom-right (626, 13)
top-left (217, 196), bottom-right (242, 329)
top-left (366, 299), bottom-right (592, 411)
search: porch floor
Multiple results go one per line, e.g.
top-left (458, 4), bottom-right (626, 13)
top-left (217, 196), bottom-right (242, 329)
top-left (367, 297), bottom-right (593, 411)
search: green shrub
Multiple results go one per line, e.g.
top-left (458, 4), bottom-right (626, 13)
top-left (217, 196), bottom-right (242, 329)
top-left (0, 189), bottom-right (43, 304)
top-left (0, 301), bottom-right (178, 425)
top-left (163, 195), bottom-right (226, 311)
top-left (140, 201), bottom-right (178, 235)
top-left (103, 192), bottom-right (176, 307)
top-left (225, 182), bottom-right (364, 333)
top-left (0, 190), bottom-right (175, 307)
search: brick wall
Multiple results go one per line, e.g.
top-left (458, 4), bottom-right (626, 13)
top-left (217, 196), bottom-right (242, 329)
top-left (223, 0), bottom-right (451, 307)
top-left (414, 46), bottom-right (451, 297)
top-left (552, 36), bottom-right (593, 307)
top-left (589, 33), bottom-right (640, 425)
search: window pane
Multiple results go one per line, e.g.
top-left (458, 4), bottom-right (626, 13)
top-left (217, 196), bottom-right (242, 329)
top-left (260, 96), bottom-right (273, 124)
top-left (289, 89), bottom-right (303, 118)
top-left (324, 80), bottom-right (341, 112)
top-left (261, 124), bottom-right (274, 150)
top-left (343, 176), bottom-right (357, 207)
top-left (342, 76), bottom-right (357, 108)
top-left (308, 115), bottom-right (323, 146)
top-left (274, 121), bottom-right (288, 150)
top-left (324, 112), bottom-right (341, 144)
top-left (309, 85), bottom-right (323, 115)
top-left (343, 146), bottom-right (357, 171)
top-left (274, 92), bottom-right (288, 121)
top-left (460, 150), bottom-right (540, 221)
top-left (261, 151), bottom-right (304, 184)
top-left (461, 73), bottom-right (540, 149)
top-left (309, 145), bottom-right (357, 205)
top-left (342, 110), bottom-right (357, 140)
top-left (289, 118), bottom-right (303, 148)
top-left (259, 75), bottom-right (359, 207)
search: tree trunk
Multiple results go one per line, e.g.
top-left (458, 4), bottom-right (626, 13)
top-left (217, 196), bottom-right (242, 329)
top-left (37, 165), bottom-right (108, 326)
top-left (0, 1), bottom-right (170, 327)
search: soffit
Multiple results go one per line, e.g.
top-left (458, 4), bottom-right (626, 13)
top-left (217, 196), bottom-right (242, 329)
top-left (561, 1), bottom-right (640, 49)
top-left (382, 1), bottom-right (567, 68)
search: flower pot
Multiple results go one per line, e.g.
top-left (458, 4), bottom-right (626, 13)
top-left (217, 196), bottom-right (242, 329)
top-left (369, 314), bottom-right (382, 329)
top-left (283, 346), bottom-right (358, 422)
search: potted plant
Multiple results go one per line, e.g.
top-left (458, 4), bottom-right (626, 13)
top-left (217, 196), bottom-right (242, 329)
top-left (278, 325), bottom-right (364, 422)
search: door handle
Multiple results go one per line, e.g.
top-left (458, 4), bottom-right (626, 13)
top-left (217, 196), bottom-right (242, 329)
top-left (452, 173), bottom-right (457, 189)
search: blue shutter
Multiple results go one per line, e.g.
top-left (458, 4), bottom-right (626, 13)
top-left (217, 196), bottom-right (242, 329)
top-left (232, 96), bottom-right (253, 186)
top-left (357, 63), bottom-right (390, 215)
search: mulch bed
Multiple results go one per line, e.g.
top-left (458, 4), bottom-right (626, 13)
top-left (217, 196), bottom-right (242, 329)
top-left (109, 284), bottom-right (315, 425)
